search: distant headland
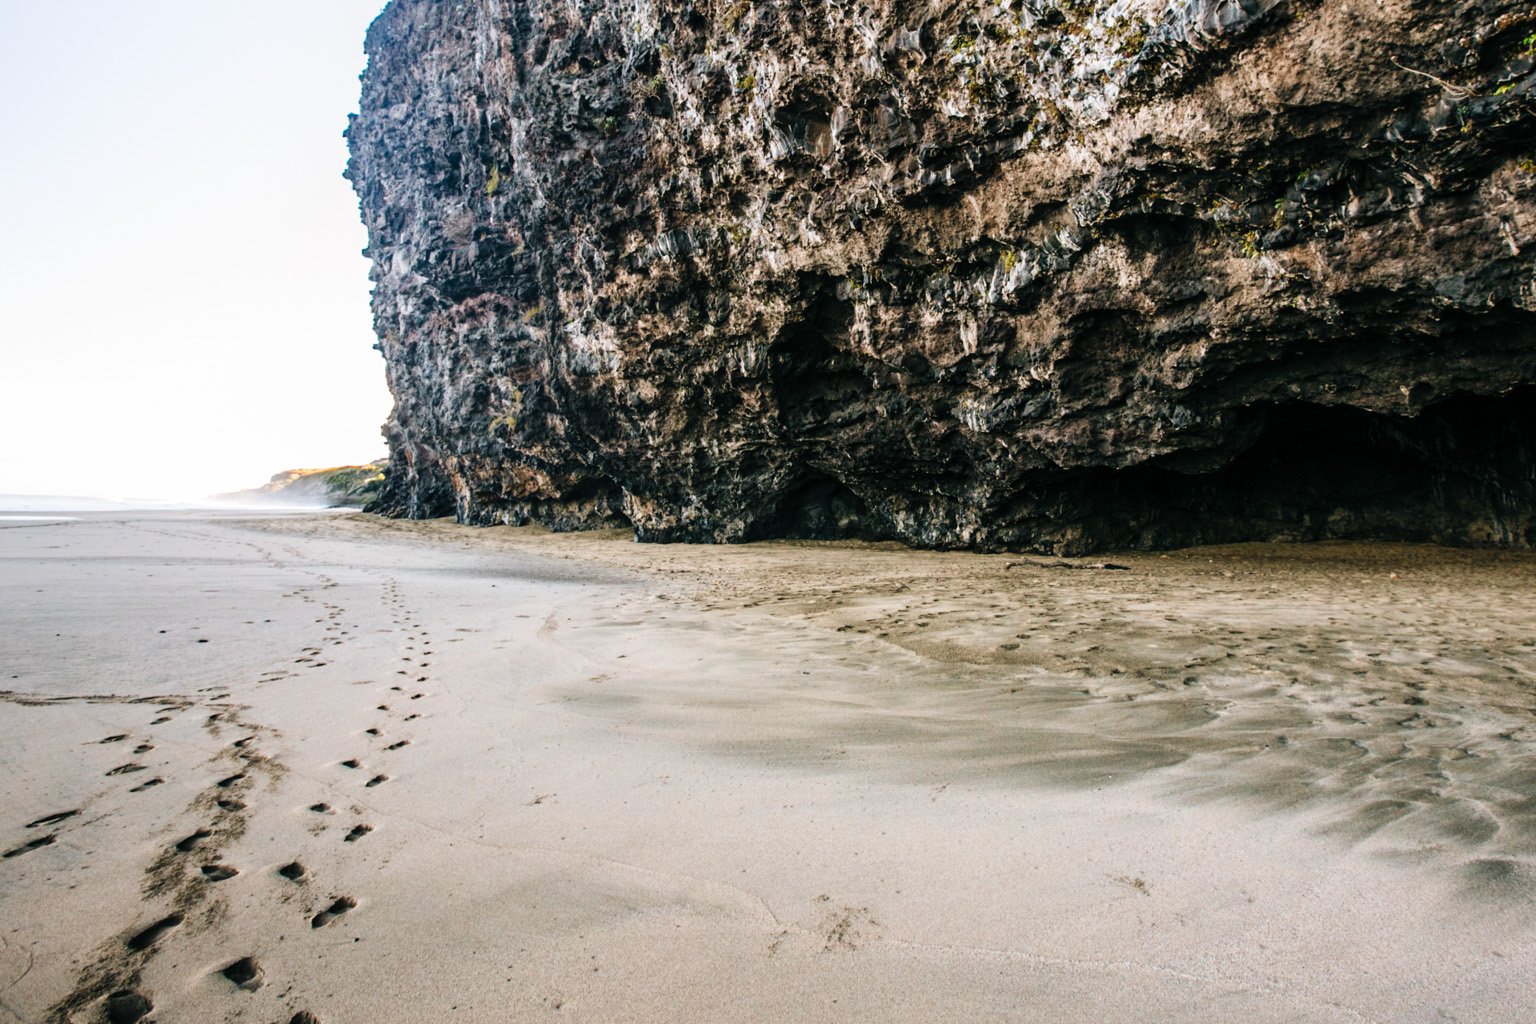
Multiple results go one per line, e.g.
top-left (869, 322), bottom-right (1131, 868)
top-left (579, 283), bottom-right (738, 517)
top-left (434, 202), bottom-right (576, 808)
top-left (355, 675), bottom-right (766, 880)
top-left (219, 461), bottom-right (387, 508)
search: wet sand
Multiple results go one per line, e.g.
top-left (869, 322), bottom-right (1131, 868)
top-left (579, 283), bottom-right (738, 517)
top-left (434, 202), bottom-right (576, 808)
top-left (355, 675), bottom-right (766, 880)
top-left (1, 510), bottom-right (1532, 1023)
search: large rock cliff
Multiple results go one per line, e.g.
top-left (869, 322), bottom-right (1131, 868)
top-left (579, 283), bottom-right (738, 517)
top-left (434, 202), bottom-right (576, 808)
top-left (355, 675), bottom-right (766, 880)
top-left (347, 0), bottom-right (1536, 552)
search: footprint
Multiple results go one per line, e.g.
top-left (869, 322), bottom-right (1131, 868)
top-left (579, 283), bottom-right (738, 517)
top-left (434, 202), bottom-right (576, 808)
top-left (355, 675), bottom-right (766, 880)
top-left (126, 912), bottom-right (183, 951)
top-left (365, 728), bottom-right (382, 737)
top-left (26, 809), bottom-right (79, 829)
top-left (217, 798), bottom-right (247, 813)
top-left (99, 734), bottom-right (128, 744)
top-left (150, 716), bottom-right (171, 725)
top-left (385, 740), bottom-right (410, 751)
top-left (309, 802), bottom-right (334, 814)
top-left (216, 773), bottom-right (246, 789)
top-left (175, 830), bottom-right (213, 853)
top-left (3, 834), bottom-right (56, 859)
top-left (104, 990), bottom-right (153, 1024)
top-left (201, 864), bottom-right (239, 882)
top-left (232, 736), bottom-right (257, 749)
top-left (106, 764), bottom-right (147, 776)
top-left (343, 825), bottom-right (373, 843)
top-left (289, 1012), bottom-right (321, 1024)
top-left (365, 775), bottom-right (389, 788)
top-left (340, 759), bottom-right (362, 770)
top-left (278, 861), bottom-right (308, 881)
top-left (133, 744), bottom-right (155, 754)
top-left (310, 895), bottom-right (358, 928)
top-left (221, 956), bottom-right (264, 991)
top-left (129, 778), bottom-right (164, 793)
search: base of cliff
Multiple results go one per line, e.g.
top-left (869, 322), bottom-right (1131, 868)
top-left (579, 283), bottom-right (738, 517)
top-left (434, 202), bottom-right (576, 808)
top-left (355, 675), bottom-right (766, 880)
top-left (371, 385), bottom-right (1535, 555)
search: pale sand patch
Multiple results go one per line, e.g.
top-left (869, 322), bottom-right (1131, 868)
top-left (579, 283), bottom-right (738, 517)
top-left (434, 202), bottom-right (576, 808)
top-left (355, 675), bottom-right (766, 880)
top-left (1, 511), bottom-right (1532, 1023)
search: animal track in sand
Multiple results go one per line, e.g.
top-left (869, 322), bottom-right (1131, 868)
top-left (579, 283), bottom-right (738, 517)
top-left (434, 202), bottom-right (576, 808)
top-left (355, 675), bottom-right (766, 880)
top-left (340, 759), bottom-right (362, 770)
top-left (289, 1011), bottom-right (322, 1024)
top-left (386, 740), bottom-right (410, 751)
top-left (174, 830), bottom-right (213, 853)
top-left (26, 809), bottom-right (79, 828)
top-left (126, 912), bottom-right (183, 951)
top-left (216, 773), bottom-right (246, 788)
top-left (310, 895), bottom-right (358, 928)
top-left (3, 834), bottom-right (56, 858)
top-left (365, 727), bottom-right (382, 736)
top-left (217, 798), bottom-right (246, 812)
top-left (104, 989), bottom-right (153, 1024)
top-left (106, 763), bottom-right (147, 776)
top-left (98, 734), bottom-right (128, 744)
top-left (201, 863), bottom-right (239, 881)
top-left (278, 861), bottom-right (308, 881)
top-left (221, 956), bottom-right (264, 991)
top-left (366, 775), bottom-right (389, 788)
top-left (308, 803), bottom-right (334, 814)
top-left (343, 824), bottom-right (373, 843)
top-left (129, 777), bottom-right (163, 793)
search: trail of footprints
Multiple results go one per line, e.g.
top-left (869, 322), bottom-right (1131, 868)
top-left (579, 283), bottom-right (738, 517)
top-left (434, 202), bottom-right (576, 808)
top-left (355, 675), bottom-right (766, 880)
top-left (14, 701), bottom-right (329, 1023)
top-left (10, 571), bottom-right (440, 1023)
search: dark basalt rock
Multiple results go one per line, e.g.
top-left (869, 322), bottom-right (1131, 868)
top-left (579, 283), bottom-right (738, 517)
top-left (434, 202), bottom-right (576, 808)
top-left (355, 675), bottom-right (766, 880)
top-left (347, 0), bottom-right (1536, 553)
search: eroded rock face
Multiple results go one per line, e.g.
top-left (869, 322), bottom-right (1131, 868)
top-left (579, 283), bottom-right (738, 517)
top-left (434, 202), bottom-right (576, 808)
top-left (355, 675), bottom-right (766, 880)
top-left (347, 0), bottom-right (1536, 552)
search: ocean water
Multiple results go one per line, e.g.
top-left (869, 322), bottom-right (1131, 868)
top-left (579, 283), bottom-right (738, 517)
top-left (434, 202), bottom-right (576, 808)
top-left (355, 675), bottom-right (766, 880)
top-left (0, 494), bottom-right (340, 518)
top-left (0, 494), bottom-right (204, 513)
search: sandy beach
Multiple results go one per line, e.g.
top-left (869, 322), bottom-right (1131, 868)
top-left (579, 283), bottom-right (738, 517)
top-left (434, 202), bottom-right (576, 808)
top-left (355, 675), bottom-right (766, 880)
top-left (1, 510), bottom-right (1533, 1023)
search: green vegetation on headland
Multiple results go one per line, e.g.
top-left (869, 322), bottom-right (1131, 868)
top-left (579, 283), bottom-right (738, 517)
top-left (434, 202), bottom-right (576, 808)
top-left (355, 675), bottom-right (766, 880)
top-left (220, 461), bottom-right (387, 508)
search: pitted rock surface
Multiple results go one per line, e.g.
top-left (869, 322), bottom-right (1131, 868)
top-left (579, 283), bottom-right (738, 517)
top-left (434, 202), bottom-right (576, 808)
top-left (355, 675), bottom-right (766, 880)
top-left (347, 0), bottom-right (1536, 552)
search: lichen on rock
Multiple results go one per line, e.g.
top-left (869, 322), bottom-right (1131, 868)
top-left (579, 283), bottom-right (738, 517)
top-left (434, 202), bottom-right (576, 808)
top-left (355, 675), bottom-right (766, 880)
top-left (347, 0), bottom-right (1536, 553)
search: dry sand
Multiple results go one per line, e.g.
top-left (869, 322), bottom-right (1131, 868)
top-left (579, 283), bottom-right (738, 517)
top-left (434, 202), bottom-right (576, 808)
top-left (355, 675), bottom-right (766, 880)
top-left (1, 510), bottom-right (1533, 1023)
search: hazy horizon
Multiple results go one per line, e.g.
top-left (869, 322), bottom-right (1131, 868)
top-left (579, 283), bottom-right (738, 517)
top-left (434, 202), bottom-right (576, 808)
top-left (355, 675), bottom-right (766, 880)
top-left (0, 1), bottom-right (395, 501)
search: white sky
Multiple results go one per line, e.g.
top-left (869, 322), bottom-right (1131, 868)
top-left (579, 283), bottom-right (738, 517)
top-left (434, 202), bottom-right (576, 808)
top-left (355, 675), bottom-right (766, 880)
top-left (0, 1), bottom-right (395, 500)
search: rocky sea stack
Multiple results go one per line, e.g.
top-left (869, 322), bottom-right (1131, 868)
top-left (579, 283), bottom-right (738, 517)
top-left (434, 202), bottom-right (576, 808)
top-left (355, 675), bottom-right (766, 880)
top-left (347, 0), bottom-right (1536, 553)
